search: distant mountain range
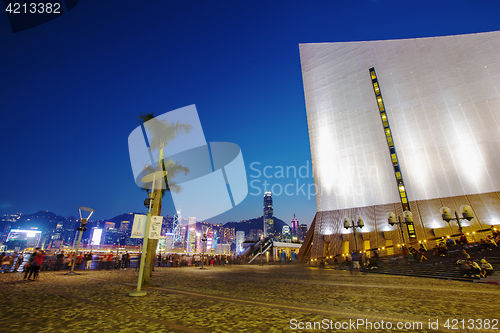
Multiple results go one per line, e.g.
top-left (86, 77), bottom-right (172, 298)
top-left (223, 216), bottom-right (288, 234)
top-left (1, 211), bottom-right (65, 230)
top-left (1, 210), bottom-right (289, 232)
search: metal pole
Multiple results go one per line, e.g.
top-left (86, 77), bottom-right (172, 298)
top-left (200, 235), bottom-right (205, 269)
top-left (352, 221), bottom-right (358, 251)
top-left (260, 238), bottom-right (263, 266)
top-left (130, 173), bottom-right (156, 297)
top-left (68, 229), bottom-right (83, 274)
top-left (398, 216), bottom-right (406, 244)
top-left (129, 210), bottom-right (151, 296)
top-left (455, 211), bottom-right (463, 233)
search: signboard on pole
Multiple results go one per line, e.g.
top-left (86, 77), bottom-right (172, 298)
top-left (132, 214), bottom-right (162, 239)
top-left (131, 214), bottom-right (147, 238)
top-left (149, 216), bottom-right (163, 239)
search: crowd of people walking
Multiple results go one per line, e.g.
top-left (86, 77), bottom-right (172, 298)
top-left (0, 249), bottom-right (246, 280)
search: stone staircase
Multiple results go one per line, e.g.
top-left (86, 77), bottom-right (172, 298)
top-left (363, 244), bottom-right (500, 284)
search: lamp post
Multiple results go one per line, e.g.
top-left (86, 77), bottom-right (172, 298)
top-left (440, 205), bottom-right (474, 234)
top-left (343, 217), bottom-right (364, 251)
top-left (67, 207), bottom-right (94, 275)
top-left (260, 235), bottom-right (264, 266)
top-left (387, 211), bottom-right (414, 245)
top-left (200, 232), bottom-right (207, 269)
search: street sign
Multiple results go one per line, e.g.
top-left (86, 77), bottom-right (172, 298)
top-left (131, 214), bottom-right (147, 238)
top-left (131, 214), bottom-right (162, 239)
top-left (149, 216), bottom-right (162, 239)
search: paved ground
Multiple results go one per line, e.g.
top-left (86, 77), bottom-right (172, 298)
top-left (0, 264), bottom-right (499, 333)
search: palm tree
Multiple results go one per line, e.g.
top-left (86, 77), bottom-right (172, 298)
top-left (138, 112), bottom-right (191, 286)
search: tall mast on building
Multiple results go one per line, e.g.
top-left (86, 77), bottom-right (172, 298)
top-left (291, 214), bottom-right (299, 237)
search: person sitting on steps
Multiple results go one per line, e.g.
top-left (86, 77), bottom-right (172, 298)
top-left (480, 258), bottom-right (494, 277)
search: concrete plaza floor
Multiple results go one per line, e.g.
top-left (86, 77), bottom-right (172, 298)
top-left (0, 264), bottom-right (499, 333)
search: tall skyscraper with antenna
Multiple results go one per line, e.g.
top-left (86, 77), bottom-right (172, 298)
top-left (291, 214), bottom-right (299, 237)
top-left (263, 191), bottom-right (273, 238)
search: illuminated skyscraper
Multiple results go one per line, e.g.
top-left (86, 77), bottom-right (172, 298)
top-left (186, 217), bottom-right (196, 253)
top-left (119, 221), bottom-right (130, 233)
top-left (104, 222), bottom-right (115, 231)
top-left (282, 225), bottom-right (291, 241)
top-left (263, 191), bottom-right (273, 238)
top-left (297, 224), bottom-right (308, 242)
top-left (236, 231), bottom-right (245, 253)
top-left (290, 214), bottom-right (299, 237)
top-left (165, 233), bottom-right (174, 250)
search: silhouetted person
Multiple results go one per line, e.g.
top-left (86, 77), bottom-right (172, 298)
top-left (55, 251), bottom-right (64, 271)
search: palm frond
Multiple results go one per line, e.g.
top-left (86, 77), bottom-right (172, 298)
top-left (139, 113), bottom-right (192, 153)
top-left (137, 112), bottom-right (192, 196)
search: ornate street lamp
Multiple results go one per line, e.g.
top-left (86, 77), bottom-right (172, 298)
top-left (344, 216), bottom-right (364, 251)
top-left (387, 211), bottom-right (414, 245)
top-left (67, 206), bottom-right (94, 275)
top-left (200, 232), bottom-right (207, 269)
top-left (440, 205), bottom-right (474, 234)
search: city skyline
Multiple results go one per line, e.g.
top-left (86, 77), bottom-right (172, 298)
top-left (2, 1), bottom-right (500, 227)
top-left (0, 204), bottom-right (307, 252)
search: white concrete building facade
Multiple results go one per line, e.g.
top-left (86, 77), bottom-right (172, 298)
top-left (300, 31), bottom-right (500, 258)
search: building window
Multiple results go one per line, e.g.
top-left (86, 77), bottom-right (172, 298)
top-left (385, 239), bottom-right (394, 255)
top-left (343, 241), bottom-right (350, 254)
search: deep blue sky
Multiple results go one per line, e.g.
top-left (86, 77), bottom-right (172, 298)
top-left (1, 0), bottom-right (500, 226)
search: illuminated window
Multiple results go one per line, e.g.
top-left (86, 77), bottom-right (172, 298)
top-left (381, 113), bottom-right (388, 126)
top-left (343, 241), bottom-right (350, 254)
top-left (370, 67), bottom-right (416, 240)
top-left (385, 239), bottom-right (394, 256)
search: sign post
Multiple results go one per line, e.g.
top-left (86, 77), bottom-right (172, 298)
top-left (129, 170), bottom-right (166, 297)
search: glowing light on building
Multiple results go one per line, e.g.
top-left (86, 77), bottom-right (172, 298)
top-left (6, 229), bottom-right (42, 247)
top-left (92, 228), bottom-right (103, 246)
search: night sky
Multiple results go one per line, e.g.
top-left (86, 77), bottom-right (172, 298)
top-left (1, 0), bottom-right (500, 226)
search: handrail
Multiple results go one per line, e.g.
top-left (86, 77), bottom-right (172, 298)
top-left (248, 240), bottom-right (273, 264)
